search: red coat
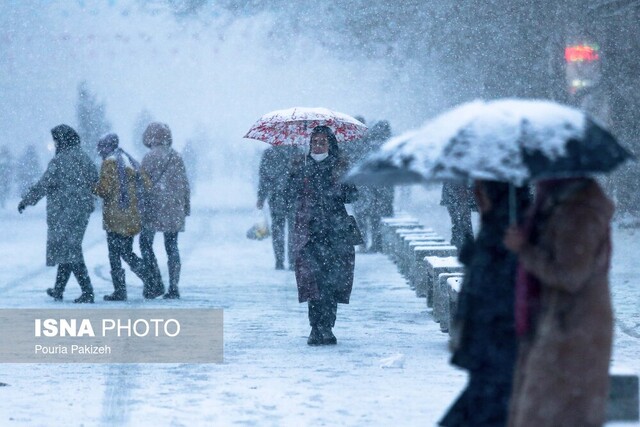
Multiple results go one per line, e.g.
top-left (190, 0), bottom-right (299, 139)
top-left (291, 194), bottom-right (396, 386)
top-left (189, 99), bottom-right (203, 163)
top-left (508, 180), bottom-right (614, 427)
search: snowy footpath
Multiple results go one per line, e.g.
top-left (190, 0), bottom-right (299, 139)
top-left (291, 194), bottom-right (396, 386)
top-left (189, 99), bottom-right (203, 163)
top-left (0, 188), bottom-right (639, 426)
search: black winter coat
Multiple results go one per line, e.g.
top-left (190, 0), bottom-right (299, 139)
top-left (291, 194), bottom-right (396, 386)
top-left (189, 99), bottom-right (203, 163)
top-left (289, 154), bottom-right (358, 303)
top-left (451, 209), bottom-right (518, 377)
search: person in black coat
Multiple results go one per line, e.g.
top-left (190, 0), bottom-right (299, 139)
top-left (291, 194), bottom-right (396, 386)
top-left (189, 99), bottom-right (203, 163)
top-left (367, 120), bottom-right (394, 252)
top-left (257, 145), bottom-right (296, 270)
top-left (439, 180), bottom-right (530, 427)
top-left (440, 182), bottom-right (475, 250)
top-left (18, 124), bottom-right (99, 303)
top-left (289, 126), bottom-right (359, 346)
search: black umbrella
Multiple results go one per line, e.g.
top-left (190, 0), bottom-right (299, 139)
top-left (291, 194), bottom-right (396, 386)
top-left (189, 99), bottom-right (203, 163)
top-left (522, 118), bottom-right (633, 180)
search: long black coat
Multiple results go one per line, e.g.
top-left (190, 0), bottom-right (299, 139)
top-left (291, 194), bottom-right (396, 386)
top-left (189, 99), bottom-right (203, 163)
top-left (289, 154), bottom-right (357, 303)
top-left (440, 208), bottom-right (519, 427)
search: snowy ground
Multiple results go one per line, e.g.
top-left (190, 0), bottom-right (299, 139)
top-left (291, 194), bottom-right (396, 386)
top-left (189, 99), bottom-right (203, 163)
top-left (0, 185), bottom-right (639, 426)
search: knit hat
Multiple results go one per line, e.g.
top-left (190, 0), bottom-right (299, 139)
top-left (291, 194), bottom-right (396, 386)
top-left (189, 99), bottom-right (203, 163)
top-left (143, 122), bottom-right (172, 147)
top-left (97, 133), bottom-right (119, 158)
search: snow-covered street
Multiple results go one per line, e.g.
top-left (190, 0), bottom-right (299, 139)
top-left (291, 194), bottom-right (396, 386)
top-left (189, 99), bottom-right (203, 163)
top-left (0, 186), bottom-right (639, 426)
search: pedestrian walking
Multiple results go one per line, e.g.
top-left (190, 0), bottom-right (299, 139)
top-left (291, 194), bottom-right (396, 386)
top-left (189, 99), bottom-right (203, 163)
top-left (344, 116), bottom-right (373, 252)
top-left (289, 125), bottom-right (360, 346)
top-left (440, 180), bottom-right (530, 426)
top-left (441, 182), bottom-right (475, 250)
top-left (94, 133), bottom-right (159, 301)
top-left (18, 124), bottom-right (99, 303)
top-left (503, 177), bottom-right (614, 427)
top-left (257, 145), bottom-right (296, 270)
top-left (140, 122), bottom-right (191, 300)
top-left (366, 120), bottom-right (394, 252)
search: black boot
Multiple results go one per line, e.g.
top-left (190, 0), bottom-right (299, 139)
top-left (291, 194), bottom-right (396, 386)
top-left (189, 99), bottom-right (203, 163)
top-left (163, 285), bottom-right (180, 299)
top-left (142, 265), bottom-right (164, 299)
top-left (319, 299), bottom-right (337, 345)
top-left (163, 261), bottom-right (180, 299)
top-left (47, 264), bottom-right (72, 301)
top-left (104, 268), bottom-right (127, 301)
top-left (307, 326), bottom-right (322, 346)
top-left (319, 326), bottom-right (337, 345)
top-left (71, 263), bottom-right (94, 304)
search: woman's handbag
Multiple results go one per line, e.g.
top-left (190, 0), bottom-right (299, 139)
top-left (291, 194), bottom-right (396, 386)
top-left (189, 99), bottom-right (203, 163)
top-left (344, 215), bottom-right (364, 246)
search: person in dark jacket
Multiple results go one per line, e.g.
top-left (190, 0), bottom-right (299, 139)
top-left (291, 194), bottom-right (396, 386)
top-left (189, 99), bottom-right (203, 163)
top-left (140, 122), bottom-right (190, 300)
top-left (257, 145), bottom-right (296, 270)
top-left (289, 126), bottom-right (359, 346)
top-left (94, 133), bottom-right (157, 301)
top-left (441, 182), bottom-right (475, 250)
top-left (18, 124), bottom-right (99, 303)
top-left (439, 180), bottom-right (530, 427)
top-left (366, 120), bottom-right (394, 252)
top-left (344, 116), bottom-right (373, 252)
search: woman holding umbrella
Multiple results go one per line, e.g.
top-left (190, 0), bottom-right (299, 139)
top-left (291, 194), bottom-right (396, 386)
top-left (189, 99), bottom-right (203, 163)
top-left (289, 125), bottom-right (360, 346)
top-left (439, 181), bottom-right (530, 427)
top-left (504, 177), bottom-right (614, 427)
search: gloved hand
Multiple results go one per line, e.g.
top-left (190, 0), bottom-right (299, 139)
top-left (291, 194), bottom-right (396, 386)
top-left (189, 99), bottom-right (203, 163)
top-left (17, 201), bottom-right (27, 214)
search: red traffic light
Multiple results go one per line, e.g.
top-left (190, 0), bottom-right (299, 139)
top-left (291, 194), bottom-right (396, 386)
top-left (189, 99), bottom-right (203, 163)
top-left (565, 45), bottom-right (600, 62)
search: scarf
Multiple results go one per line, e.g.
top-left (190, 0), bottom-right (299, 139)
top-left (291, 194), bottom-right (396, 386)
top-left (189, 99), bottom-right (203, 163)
top-left (109, 148), bottom-right (143, 211)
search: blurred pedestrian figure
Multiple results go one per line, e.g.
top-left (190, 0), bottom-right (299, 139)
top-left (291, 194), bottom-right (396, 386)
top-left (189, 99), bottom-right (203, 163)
top-left (289, 126), bottom-right (360, 346)
top-left (18, 124), bottom-right (98, 303)
top-left (440, 181), bottom-right (530, 427)
top-left (441, 182), bottom-right (475, 250)
top-left (94, 133), bottom-right (157, 301)
top-left (344, 116), bottom-right (373, 252)
top-left (503, 177), bottom-right (614, 427)
top-left (366, 120), bottom-right (394, 252)
top-left (257, 145), bottom-right (296, 270)
top-left (140, 122), bottom-right (191, 300)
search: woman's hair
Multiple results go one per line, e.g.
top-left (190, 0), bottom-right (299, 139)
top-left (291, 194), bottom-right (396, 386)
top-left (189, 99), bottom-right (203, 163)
top-left (311, 125), bottom-right (341, 158)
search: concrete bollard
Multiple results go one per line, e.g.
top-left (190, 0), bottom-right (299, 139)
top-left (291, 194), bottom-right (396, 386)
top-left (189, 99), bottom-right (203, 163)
top-left (423, 256), bottom-right (463, 308)
top-left (434, 272), bottom-right (464, 332)
top-left (380, 217), bottom-right (421, 255)
top-left (409, 245), bottom-right (458, 291)
top-left (607, 369), bottom-right (639, 422)
top-left (398, 234), bottom-right (444, 276)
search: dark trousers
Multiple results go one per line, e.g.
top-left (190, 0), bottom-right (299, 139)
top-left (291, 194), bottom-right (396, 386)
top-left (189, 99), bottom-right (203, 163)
top-left (140, 229), bottom-right (180, 288)
top-left (370, 214), bottom-right (383, 252)
top-left (308, 295), bottom-right (338, 329)
top-left (54, 262), bottom-right (93, 294)
top-left (106, 232), bottom-right (147, 284)
top-left (305, 242), bottom-right (338, 329)
top-left (447, 205), bottom-right (473, 251)
top-left (270, 207), bottom-right (294, 267)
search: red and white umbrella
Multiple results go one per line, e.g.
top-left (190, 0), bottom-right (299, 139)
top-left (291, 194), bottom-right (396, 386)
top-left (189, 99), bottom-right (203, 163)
top-left (244, 107), bottom-right (367, 146)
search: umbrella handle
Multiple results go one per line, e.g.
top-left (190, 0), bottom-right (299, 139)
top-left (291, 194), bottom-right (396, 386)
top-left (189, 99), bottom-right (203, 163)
top-left (509, 184), bottom-right (517, 225)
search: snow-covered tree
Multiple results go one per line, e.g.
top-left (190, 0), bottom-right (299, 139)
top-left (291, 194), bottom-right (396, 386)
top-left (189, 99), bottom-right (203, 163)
top-left (76, 81), bottom-right (111, 162)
